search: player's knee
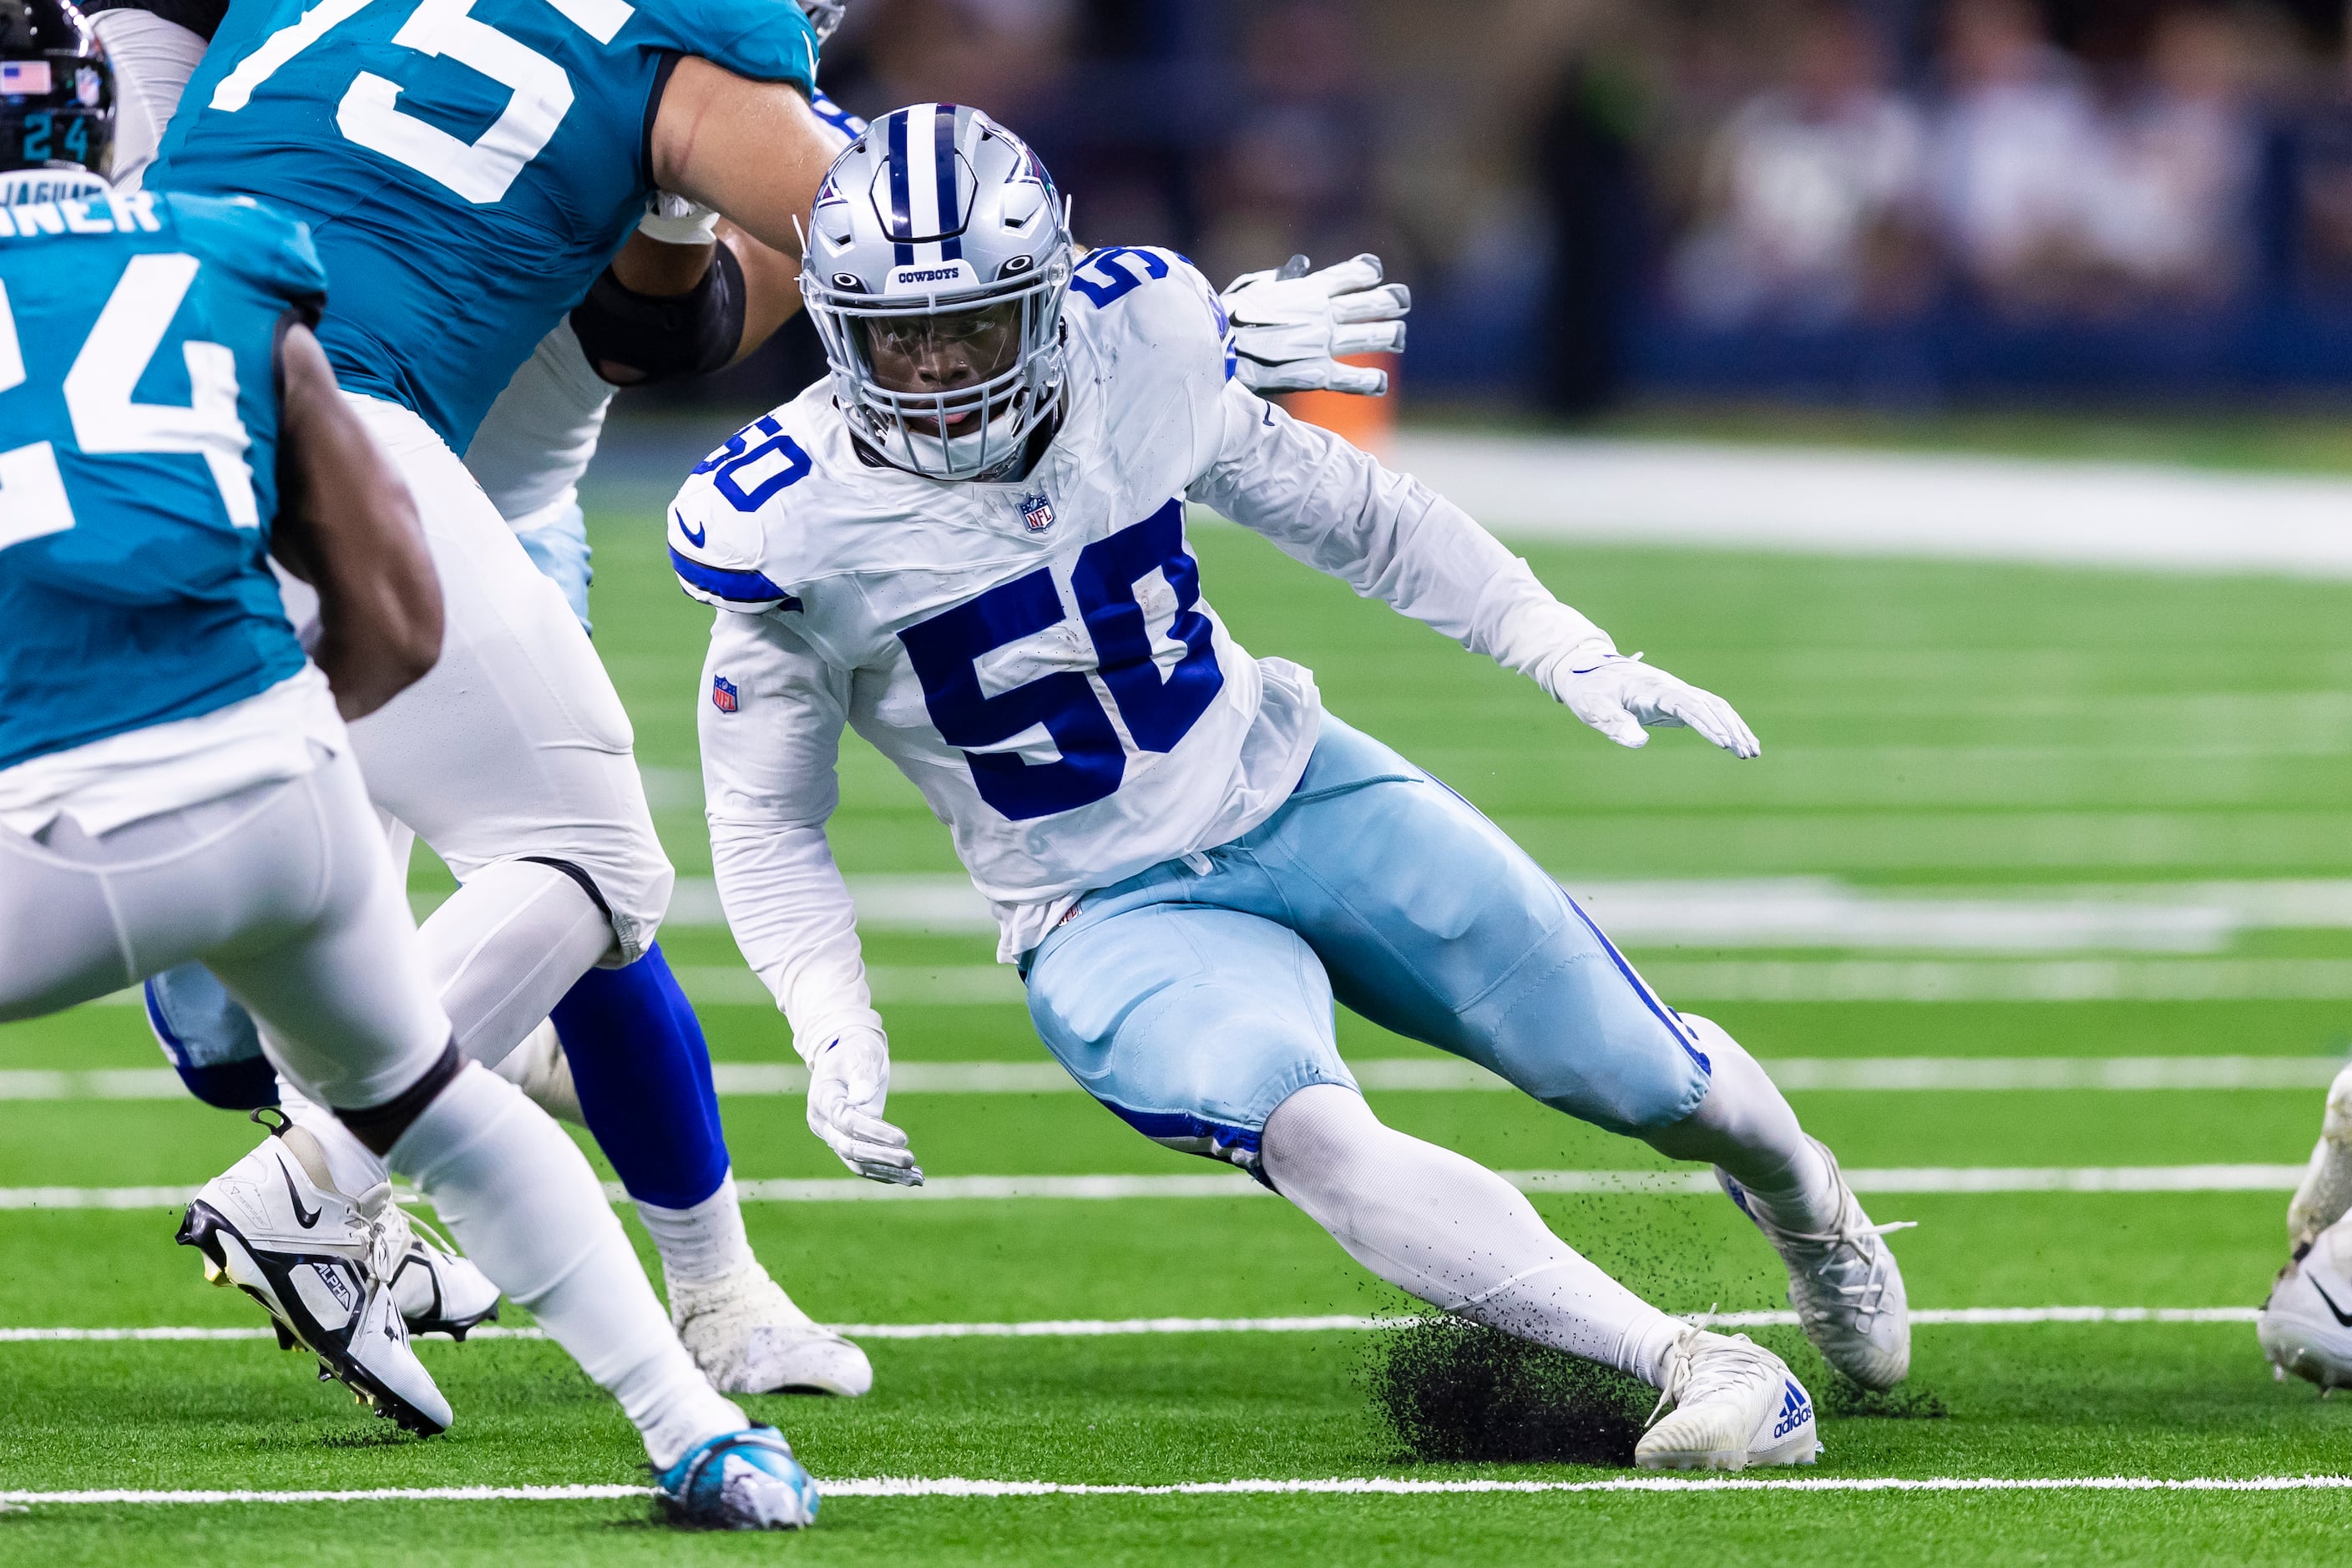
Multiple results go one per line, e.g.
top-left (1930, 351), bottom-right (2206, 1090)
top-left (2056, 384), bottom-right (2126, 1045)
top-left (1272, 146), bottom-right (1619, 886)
top-left (1486, 972), bottom-right (1712, 1136)
top-left (335, 1042), bottom-right (465, 1156)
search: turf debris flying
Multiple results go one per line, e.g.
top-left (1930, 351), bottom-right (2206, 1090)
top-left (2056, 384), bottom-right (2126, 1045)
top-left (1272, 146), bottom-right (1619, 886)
top-left (1366, 1317), bottom-right (1656, 1465)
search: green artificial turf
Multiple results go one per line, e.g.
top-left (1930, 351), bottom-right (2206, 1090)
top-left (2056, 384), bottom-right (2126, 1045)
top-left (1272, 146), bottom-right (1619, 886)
top-left (8, 463), bottom-right (2352, 1563)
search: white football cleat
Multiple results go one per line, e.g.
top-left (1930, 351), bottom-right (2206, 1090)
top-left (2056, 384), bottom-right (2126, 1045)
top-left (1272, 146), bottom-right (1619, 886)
top-left (670, 1261), bottom-right (873, 1397)
top-left (2286, 1064), bottom-right (2352, 1249)
top-left (2259, 1212), bottom-right (2352, 1393)
top-left (383, 1205), bottom-right (502, 1341)
top-left (1720, 1137), bottom-right (1912, 1389)
top-left (1635, 1327), bottom-right (1820, 1471)
top-left (178, 1134), bottom-right (453, 1434)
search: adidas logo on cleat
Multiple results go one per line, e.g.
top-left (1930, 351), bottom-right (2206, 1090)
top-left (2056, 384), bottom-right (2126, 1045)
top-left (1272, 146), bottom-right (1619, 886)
top-left (1771, 1381), bottom-right (1813, 1440)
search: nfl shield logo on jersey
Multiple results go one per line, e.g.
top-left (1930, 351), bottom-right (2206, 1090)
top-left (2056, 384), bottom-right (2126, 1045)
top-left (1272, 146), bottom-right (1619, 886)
top-left (1019, 493), bottom-right (1055, 534)
top-left (711, 675), bottom-right (739, 714)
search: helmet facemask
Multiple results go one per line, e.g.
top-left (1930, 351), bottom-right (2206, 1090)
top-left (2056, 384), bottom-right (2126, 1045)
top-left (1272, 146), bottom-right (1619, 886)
top-left (807, 256), bottom-right (1070, 481)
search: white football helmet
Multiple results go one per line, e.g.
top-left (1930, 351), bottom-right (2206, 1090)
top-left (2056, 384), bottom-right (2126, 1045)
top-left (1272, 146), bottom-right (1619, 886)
top-left (801, 104), bottom-right (1074, 481)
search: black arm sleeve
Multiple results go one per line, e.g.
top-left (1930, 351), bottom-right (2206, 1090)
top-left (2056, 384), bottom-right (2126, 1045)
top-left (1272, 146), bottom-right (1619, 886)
top-left (568, 240), bottom-right (747, 386)
top-left (82, 0), bottom-right (227, 41)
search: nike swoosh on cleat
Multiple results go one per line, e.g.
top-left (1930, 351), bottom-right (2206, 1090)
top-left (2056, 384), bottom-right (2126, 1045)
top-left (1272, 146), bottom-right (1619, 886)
top-left (2309, 1276), bottom-right (2352, 1328)
top-left (276, 1158), bottom-right (321, 1229)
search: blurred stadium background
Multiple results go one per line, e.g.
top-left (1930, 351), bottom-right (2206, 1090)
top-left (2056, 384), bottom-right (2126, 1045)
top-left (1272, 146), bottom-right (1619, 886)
top-left (652, 0), bottom-right (2352, 420)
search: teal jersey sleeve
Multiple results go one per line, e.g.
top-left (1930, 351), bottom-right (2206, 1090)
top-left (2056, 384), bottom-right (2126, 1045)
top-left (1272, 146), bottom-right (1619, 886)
top-left (151, 0), bottom-right (818, 450)
top-left (0, 190), bottom-right (314, 769)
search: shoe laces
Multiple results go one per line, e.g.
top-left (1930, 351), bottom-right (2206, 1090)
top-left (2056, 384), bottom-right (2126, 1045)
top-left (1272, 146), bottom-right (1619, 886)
top-left (1747, 1143), bottom-right (1915, 1327)
top-left (1646, 1322), bottom-right (1778, 1429)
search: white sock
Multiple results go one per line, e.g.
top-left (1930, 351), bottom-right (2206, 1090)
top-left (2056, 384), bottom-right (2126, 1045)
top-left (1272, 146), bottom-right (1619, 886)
top-left (1642, 1014), bottom-right (1841, 1234)
top-left (1261, 1085), bottom-right (1685, 1387)
top-left (278, 1080), bottom-right (390, 1196)
top-left (387, 1061), bottom-right (744, 1467)
top-left (417, 859), bottom-right (615, 1070)
top-left (636, 1172), bottom-right (756, 1290)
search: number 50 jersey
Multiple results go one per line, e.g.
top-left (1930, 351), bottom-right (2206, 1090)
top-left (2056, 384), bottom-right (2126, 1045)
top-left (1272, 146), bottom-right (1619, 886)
top-left (679, 249), bottom-right (1327, 962)
top-left (149, 0), bottom-right (819, 451)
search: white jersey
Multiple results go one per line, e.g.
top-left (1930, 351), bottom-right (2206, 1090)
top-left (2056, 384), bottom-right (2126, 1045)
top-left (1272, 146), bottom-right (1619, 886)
top-left (686, 247), bottom-right (1616, 1056)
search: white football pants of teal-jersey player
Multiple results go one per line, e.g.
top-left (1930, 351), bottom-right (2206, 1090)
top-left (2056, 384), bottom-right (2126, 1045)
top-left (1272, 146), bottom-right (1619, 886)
top-left (681, 106), bottom-right (1914, 1473)
top-left (0, 3), bottom-right (812, 1527)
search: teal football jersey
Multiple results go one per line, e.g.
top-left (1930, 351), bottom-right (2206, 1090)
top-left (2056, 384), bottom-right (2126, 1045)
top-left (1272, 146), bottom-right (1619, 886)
top-left (149, 0), bottom-right (819, 449)
top-left (0, 190), bottom-right (321, 771)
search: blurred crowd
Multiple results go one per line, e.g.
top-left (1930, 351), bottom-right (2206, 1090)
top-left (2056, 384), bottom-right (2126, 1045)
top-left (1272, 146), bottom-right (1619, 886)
top-left (700, 0), bottom-right (2352, 411)
top-left (1657, 0), bottom-right (2283, 326)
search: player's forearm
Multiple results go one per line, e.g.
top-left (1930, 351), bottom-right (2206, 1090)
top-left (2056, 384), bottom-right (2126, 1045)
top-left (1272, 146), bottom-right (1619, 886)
top-left (710, 821), bottom-right (883, 1060)
top-left (649, 58), bottom-right (836, 260)
top-left (1194, 389), bottom-right (1616, 680)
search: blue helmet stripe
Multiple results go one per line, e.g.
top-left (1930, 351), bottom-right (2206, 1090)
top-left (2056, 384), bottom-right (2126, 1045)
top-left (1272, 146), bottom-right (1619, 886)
top-left (885, 108), bottom-right (915, 266)
top-left (933, 103), bottom-right (962, 260)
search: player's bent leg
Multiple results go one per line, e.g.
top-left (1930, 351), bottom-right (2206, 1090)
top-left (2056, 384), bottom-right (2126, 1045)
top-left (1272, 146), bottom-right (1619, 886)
top-left (1257, 1083), bottom-right (1817, 1471)
top-left (1242, 715), bottom-right (1908, 1388)
top-left (336, 394), bottom-right (675, 1032)
top-left (180, 768), bottom-right (812, 1524)
top-left (554, 948), bottom-right (873, 1398)
top-left (1026, 894), bottom-right (1818, 1470)
top-left (1646, 1014), bottom-right (1912, 1390)
top-left (382, 1060), bottom-right (814, 1525)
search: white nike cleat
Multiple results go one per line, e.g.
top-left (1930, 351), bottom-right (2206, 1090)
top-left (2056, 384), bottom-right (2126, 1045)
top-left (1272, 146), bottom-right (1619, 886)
top-left (383, 1205), bottom-right (502, 1341)
top-left (2259, 1212), bottom-right (2352, 1393)
top-left (670, 1261), bottom-right (873, 1397)
top-left (1635, 1327), bottom-right (1820, 1471)
top-left (1720, 1137), bottom-right (1913, 1389)
top-left (2287, 1064), bottom-right (2352, 1250)
top-left (177, 1133), bottom-right (453, 1434)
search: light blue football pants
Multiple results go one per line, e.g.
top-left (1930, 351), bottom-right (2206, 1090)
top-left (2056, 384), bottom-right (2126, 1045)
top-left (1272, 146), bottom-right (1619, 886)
top-left (1024, 715), bottom-right (1715, 1176)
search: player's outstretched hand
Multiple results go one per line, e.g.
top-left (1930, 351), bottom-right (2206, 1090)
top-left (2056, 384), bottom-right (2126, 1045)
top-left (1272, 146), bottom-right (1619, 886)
top-left (807, 1027), bottom-right (923, 1186)
top-left (1558, 655), bottom-right (1761, 758)
top-left (1221, 253), bottom-right (1410, 396)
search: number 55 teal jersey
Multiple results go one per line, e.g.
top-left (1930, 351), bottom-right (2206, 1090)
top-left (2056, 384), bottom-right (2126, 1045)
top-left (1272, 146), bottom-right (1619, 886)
top-left (149, 0), bottom-right (818, 450)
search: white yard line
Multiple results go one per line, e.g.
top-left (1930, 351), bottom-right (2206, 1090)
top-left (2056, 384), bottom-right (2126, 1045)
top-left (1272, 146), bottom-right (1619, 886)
top-left (9, 1473), bottom-right (2352, 1505)
top-left (0, 1164), bottom-right (2307, 1211)
top-left (9, 1055), bottom-right (2337, 1102)
top-left (427, 873), bottom-right (2352, 949)
top-left (677, 958), bottom-right (2352, 1007)
top-left (1384, 432), bottom-right (2352, 578)
top-left (0, 1306), bottom-right (2261, 1345)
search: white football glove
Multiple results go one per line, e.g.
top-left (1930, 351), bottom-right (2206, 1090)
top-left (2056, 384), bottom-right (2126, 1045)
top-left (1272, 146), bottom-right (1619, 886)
top-left (640, 190), bottom-right (720, 246)
top-left (1220, 253), bottom-right (1409, 396)
top-left (807, 1027), bottom-right (923, 1186)
top-left (1555, 655), bottom-right (1761, 759)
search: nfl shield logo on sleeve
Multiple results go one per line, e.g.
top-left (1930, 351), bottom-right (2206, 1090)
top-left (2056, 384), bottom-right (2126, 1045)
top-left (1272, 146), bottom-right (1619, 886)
top-left (711, 675), bottom-right (739, 714)
top-left (1019, 493), bottom-right (1055, 534)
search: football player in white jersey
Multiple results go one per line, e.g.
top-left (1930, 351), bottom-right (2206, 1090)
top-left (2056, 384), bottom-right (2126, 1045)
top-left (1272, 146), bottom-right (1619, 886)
top-left (679, 105), bottom-right (1914, 1471)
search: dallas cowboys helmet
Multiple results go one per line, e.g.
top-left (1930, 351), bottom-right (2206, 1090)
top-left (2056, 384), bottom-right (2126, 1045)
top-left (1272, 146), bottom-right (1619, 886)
top-left (0, 0), bottom-right (110, 185)
top-left (801, 104), bottom-right (1074, 481)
